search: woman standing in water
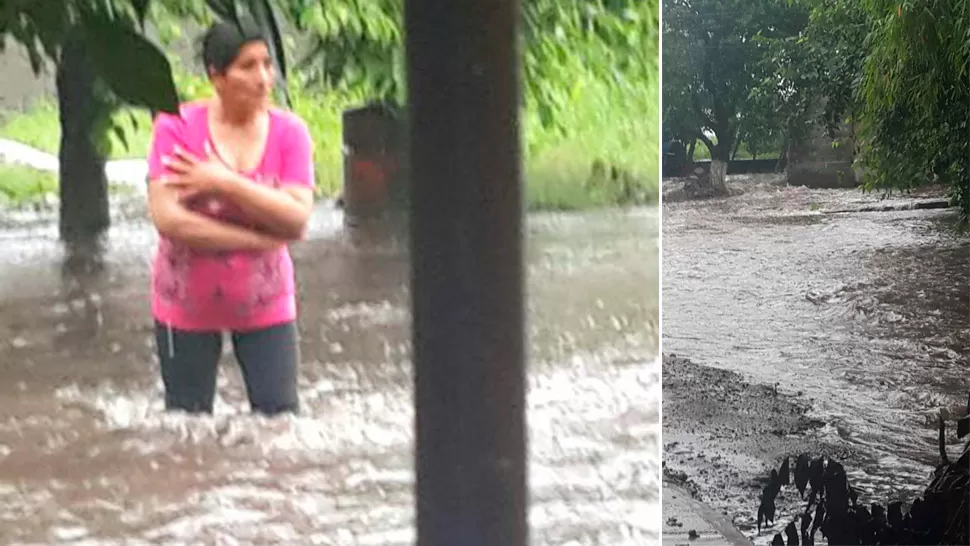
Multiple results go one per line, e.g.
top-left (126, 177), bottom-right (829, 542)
top-left (145, 18), bottom-right (315, 416)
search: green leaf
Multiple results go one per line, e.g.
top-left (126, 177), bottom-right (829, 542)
top-left (244, 0), bottom-right (290, 107)
top-left (80, 10), bottom-right (180, 114)
top-left (112, 122), bottom-right (130, 152)
top-left (130, 0), bottom-right (151, 26)
top-left (26, 42), bottom-right (44, 74)
top-left (132, 110), bottom-right (144, 129)
top-left (19, 1), bottom-right (69, 62)
top-left (206, 0), bottom-right (238, 20)
top-left (252, 0), bottom-right (288, 79)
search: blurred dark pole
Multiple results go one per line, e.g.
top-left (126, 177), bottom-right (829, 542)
top-left (404, 0), bottom-right (527, 544)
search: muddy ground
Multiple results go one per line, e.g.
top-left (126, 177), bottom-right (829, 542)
top-left (662, 354), bottom-right (857, 539)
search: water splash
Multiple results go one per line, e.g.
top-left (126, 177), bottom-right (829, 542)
top-left (0, 204), bottom-right (659, 545)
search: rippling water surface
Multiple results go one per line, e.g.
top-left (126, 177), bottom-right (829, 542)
top-left (0, 204), bottom-right (660, 544)
top-left (663, 176), bottom-right (969, 508)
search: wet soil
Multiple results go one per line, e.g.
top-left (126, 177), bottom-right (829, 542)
top-left (662, 355), bottom-right (853, 540)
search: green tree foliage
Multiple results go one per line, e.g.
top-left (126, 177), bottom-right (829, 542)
top-left (0, 0), bottom-right (287, 239)
top-left (670, 0), bottom-right (968, 223)
top-left (857, 0), bottom-right (969, 221)
top-left (284, 0), bottom-right (404, 101)
top-left (755, 0), bottom-right (868, 138)
top-left (748, 0), bottom-right (864, 169)
top-left (1, 0), bottom-right (173, 239)
top-left (0, 0), bottom-right (282, 114)
top-left (166, 0), bottom-right (659, 207)
top-left (522, 0), bottom-right (656, 133)
top-left (662, 0), bottom-right (806, 190)
top-left (2, 0), bottom-right (658, 232)
top-left (277, 0), bottom-right (659, 206)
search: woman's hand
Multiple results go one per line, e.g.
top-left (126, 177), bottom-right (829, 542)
top-left (161, 144), bottom-right (233, 199)
top-left (148, 174), bottom-right (287, 252)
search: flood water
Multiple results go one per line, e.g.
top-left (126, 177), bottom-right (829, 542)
top-left (663, 176), bottom-right (969, 508)
top-left (0, 204), bottom-right (660, 544)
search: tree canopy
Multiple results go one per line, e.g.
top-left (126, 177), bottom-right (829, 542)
top-left (662, 0), bottom-right (806, 163)
top-left (663, 0), bottom-right (969, 223)
top-left (1, 0), bottom-right (659, 238)
top-left (0, 0), bottom-right (288, 115)
top-left (856, 0), bottom-right (968, 220)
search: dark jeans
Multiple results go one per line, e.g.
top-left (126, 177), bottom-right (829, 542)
top-left (154, 320), bottom-right (300, 416)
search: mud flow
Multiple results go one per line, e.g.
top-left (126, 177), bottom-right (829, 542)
top-left (0, 203), bottom-right (660, 544)
top-left (662, 176), bottom-right (969, 542)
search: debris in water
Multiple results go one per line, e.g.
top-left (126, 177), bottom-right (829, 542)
top-left (755, 394), bottom-right (970, 544)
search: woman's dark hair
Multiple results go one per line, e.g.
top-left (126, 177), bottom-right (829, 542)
top-left (199, 17), bottom-right (268, 75)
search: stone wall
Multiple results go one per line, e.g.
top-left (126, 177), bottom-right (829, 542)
top-left (0, 37), bottom-right (55, 119)
top-left (785, 121), bottom-right (860, 189)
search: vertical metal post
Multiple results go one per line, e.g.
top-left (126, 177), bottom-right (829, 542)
top-left (404, 0), bottom-right (527, 544)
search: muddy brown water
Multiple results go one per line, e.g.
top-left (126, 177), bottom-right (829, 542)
top-left (0, 204), bottom-right (660, 545)
top-left (662, 176), bottom-right (969, 541)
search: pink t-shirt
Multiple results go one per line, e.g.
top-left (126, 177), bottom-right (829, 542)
top-left (146, 101), bottom-right (314, 332)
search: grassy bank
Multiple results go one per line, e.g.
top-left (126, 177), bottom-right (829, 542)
top-left (523, 67), bottom-right (658, 210)
top-left (685, 138), bottom-right (780, 162)
top-left (0, 164), bottom-right (141, 209)
top-left (1, 71), bottom-right (657, 211)
top-left (0, 165), bottom-right (58, 207)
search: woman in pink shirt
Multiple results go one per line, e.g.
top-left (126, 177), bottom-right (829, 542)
top-left (145, 18), bottom-right (315, 415)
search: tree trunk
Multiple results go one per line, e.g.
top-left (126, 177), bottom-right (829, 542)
top-left (708, 143), bottom-right (730, 192)
top-left (731, 136), bottom-right (742, 161)
top-left (57, 32), bottom-right (110, 243)
top-left (775, 134), bottom-right (789, 172)
top-left (709, 156), bottom-right (728, 191)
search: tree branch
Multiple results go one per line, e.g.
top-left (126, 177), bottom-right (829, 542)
top-left (695, 131), bottom-right (716, 156)
top-left (690, 91), bottom-right (716, 129)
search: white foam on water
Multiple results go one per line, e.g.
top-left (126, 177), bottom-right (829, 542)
top-left (326, 300), bottom-right (408, 327)
top-left (33, 351), bottom-right (660, 544)
top-left (53, 369), bottom-right (414, 457)
top-left (51, 526), bottom-right (89, 541)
